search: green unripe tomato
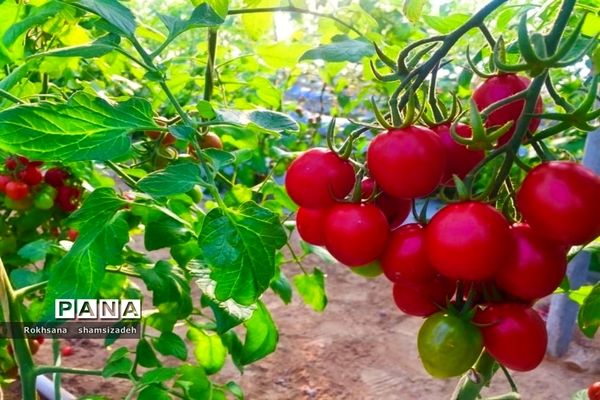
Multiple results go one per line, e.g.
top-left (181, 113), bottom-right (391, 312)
top-left (349, 261), bottom-right (383, 278)
top-left (418, 312), bottom-right (483, 378)
top-left (4, 196), bottom-right (32, 211)
top-left (186, 185), bottom-right (203, 203)
top-left (34, 193), bottom-right (55, 210)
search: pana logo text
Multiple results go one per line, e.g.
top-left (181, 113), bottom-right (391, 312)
top-left (55, 299), bottom-right (142, 320)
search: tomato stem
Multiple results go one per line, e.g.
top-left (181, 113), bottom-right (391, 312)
top-left (451, 351), bottom-right (498, 400)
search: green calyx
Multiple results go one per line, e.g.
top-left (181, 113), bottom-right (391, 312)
top-left (450, 99), bottom-right (513, 151)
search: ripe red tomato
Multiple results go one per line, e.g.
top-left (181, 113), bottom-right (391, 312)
top-left (56, 186), bottom-right (81, 212)
top-left (201, 132), bottom-right (223, 149)
top-left (425, 202), bottom-right (512, 281)
top-left (5, 181), bottom-right (29, 200)
top-left (588, 382), bottom-right (600, 400)
top-left (44, 167), bottom-right (70, 187)
top-left (296, 207), bottom-right (328, 246)
top-left (0, 174), bottom-right (11, 192)
top-left (146, 130), bottom-right (176, 146)
top-left (67, 229), bottom-right (79, 242)
top-left (473, 74), bottom-right (543, 145)
top-left (367, 126), bottom-right (445, 199)
top-left (61, 345), bottom-right (75, 357)
top-left (392, 275), bottom-right (455, 317)
top-left (474, 303), bottom-right (547, 371)
top-left (432, 123), bottom-right (484, 184)
top-left (18, 165), bottom-right (43, 185)
top-left (360, 178), bottom-right (411, 228)
top-left (380, 224), bottom-right (437, 283)
top-left (324, 203), bottom-right (388, 266)
top-left (285, 148), bottom-right (355, 208)
top-left (495, 224), bottom-right (567, 302)
top-left (517, 161), bottom-right (600, 246)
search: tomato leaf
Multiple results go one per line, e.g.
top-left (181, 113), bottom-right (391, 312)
top-left (136, 338), bottom-right (160, 368)
top-left (140, 368), bottom-right (178, 385)
top-left (300, 38), bottom-right (374, 63)
top-left (0, 93), bottom-right (157, 162)
top-left (3, 2), bottom-right (65, 48)
top-left (187, 327), bottom-right (228, 375)
top-left (153, 332), bottom-right (188, 361)
top-left (270, 266), bottom-right (293, 304)
top-left (293, 268), bottom-right (328, 312)
top-left (42, 189), bottom-right (127, 319)
top-left (137, 162), bottom-right (205, 198)
top-left (69, 0), bottom-right (137, 37)
top-left (137, 386), bottom-right (170, 400)
top-left (158, 3), bottom-right (224, 41)
top-left (174, 365), bottom-right (211, 400)
top-left (578, 282), bottom-right (600, 338)
top-left (241, 301), bottom-right (278, 365)
top-left (199, 201), bottom-right (287, 305)
top-left (422, 14), bottom-right (470, 34)
top-left (137, 261), bottom-right (193, 319)
top-left (403, 0), bottom-right (426, 23)
top-left (17, 239), bottom-right (53, 262)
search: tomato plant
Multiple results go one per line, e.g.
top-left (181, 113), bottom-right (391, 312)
top-left (0, 0), bottom-right (598, 398)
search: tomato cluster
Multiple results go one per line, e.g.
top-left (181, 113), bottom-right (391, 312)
top-left (0, 156), bottom-right (80, 213)
top-left (285, 73), bottom-right (600, 379)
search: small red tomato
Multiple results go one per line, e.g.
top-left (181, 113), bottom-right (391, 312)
top-left (392, 275), bottom-right (455, 317)
top-left (296, 207), bottom-right (328, 246)
top-left (67, 229), bottom-right (79, 242)
top-left (495, 224), bottom-right (567, 302)
top-left (425, 202), bottom-right (512, 281)
top-left (0, 174), bottom-right (11, 192)
top-left (5, 181), bottom-right (29, 200)
top-left (44, 167), bottom-right (70, 188)
top-left (35, 336), bottom-right (45, 345)
top-left (18, 166), bottom-right (43, 186)
top-left (5, 157), bottom-right (18, 170)
top-left (517, 161), bottom-right (600, 246)
top-left (146, 131), bottom-right (176, 146)
top-left (360, 178), bottom-right (411, 228)
top-left (324, 203), bottom-right (389, 266)
top-left (285, 148), bottom-right (355, 208)
top-left (588, 382), bottom-right (600, 400)
top-left (367, 126), bottom-right (445, 199)
top-left (380, 224), bottom-right (437, 283)
top-left (61, 345), bottom-right (75, 357)
top-left (473, 74), bottom-right (543, 145)
top-left (432, 123), bottom-right (485, 185)
top-left (56, 186), bottom-right (81, 212)
top-left (474, 303), bottom-right (547, 371)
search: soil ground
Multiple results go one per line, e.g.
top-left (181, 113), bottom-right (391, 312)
top-left (5, 251), bottom-right (600, 400)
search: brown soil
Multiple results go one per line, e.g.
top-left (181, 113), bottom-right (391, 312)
top-left (5, 253), bottom-right (600, 400)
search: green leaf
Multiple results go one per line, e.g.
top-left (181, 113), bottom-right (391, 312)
top-left (137, 261), bottom-right (192, 319)
top-left (270, 267), bottom-right (292, 304)
top-left (17, 239), bottom-right (53, 262)
top-left (571, 389), bottom-right (589, 400)
top-left (403, 0), bottom-right (427, 23)
top-left (136, 339), bottom-right (160, 368)
top-left (153, 332), bottom-right (188, 361)
top-left (241, 301), bottom-right (278, 365)
top-left (241, 0), bottom-right (278, 40)
top-left (187, 327), bottom-right (227, 375)
top-left (3, 2), bottom-right (64, 47)
top-left (578, 283), bottom-right (600, 338)
top-left (191, 262), bottom-right (256, 334)
top-left (293, 269), bottom-right (327, 312)
top-left (300, 39), bottom-right (374, 63)
top-left (196, 100), bottom-right (216, 119)
top-left (422, 14), bottom-right (470, 34)
top-left (43, 189), bottom-right (127, 318)
top-left (140, 367), bottom-right (177, 385)
top-left (582, 13), bottom-right (600, 37)
top-left (206, 0), bottom-right (229, 18)
top-left (144, 216), bottom-right (192, 251)
top-left (168, 125), bottom-right (196, 140)
top-left (159, 3), bottom-right (224, 40)
top-left (102, 348), bottom-right (132, 377)
top-left (257, 43), bottom-right (312, 69)
top-left (137, 162), bottom-right (203, 198)
top-left (71, 0), bottom-right (137, 37)
top-left (216, 109), bottom-right (299, 133)
top-left (0, 93), bottom-right (156, 162)
top-left (199, 201), bottom-right (287, 305)
top-left (31, 43), bottom-right (116, 59)
top-left (225, 381), bottom-right (244, 400)
top-left (174, 365), bottom-right (211, 400)
top-left (137, 386), bottom-right (170, 400)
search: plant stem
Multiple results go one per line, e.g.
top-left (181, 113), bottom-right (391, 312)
top-left (13, 280), bottom-right (48, 299)
top-left (451, 351), bottom-right (497, 400)
top-left (0, 88), bottom-right (24, 104)
top-left (204, 29), bottom-right (218, 103)
top-left (105, 160), bottom-right (138, 189)
top-left (35, 366), bottom-right (104, 376)
top-left (0, 258), bottom-right (36, 400)
top-left (397, 0), bottom-right (508, 111)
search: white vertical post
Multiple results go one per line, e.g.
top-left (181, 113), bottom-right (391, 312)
top-left (546, 129), bottom-right (600, 357)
